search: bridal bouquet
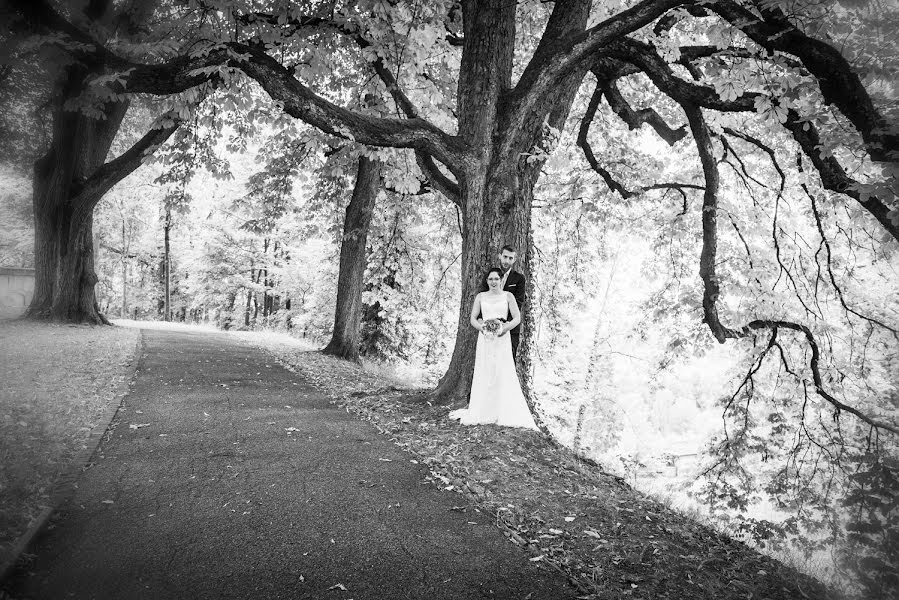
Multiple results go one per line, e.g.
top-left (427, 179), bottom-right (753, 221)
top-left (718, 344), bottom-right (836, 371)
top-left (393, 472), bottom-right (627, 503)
top-left (481, 319), bottom-right (503, 338)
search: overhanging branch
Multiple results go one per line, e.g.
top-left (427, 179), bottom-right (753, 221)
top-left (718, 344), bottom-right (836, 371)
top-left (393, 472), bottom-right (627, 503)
top-left (599, 78), bottom-right (687, 145)
top-left (578, 77), bottom-right (701, 201)
top-left (606, 36), bottom-right (899, 244)
top-left (684, 101), bottom-right (897, 437)
top-left (10, 0), bottom-right (465, 171)
top-left (710, 0), bottom-right (898, 163)
top-left (72, 111), bottom-right (183, 217)
top-left (416, 152), bottom-right (461, 206)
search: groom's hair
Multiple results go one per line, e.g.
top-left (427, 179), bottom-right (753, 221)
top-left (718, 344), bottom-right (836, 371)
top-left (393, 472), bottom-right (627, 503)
top-left (501, 244), bottom-right (516, 254)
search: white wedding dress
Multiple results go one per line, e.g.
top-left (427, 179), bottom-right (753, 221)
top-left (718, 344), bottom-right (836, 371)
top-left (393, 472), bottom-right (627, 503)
top-left (449, 292), bottom-right (538, 429)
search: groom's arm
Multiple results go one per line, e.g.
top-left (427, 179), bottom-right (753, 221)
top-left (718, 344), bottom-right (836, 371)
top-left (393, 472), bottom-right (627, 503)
top-left (511, 273), bottom-right (526, 312)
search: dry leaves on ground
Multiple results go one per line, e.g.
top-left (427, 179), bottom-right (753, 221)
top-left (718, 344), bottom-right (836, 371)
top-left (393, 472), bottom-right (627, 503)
top-left (246, 343), bottom-right (833, 600)
top-left (0, 320), bottom-right (139, 564)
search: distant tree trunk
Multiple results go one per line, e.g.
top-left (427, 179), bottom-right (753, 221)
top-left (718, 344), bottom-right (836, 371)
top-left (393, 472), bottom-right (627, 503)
top-left (323, 156), bottom-right (380, 362)
top-left (163, 207), bottom-right (171, 322)
top-left (121, 220), bottom-right (128, 318)
top-left (244, 262), bottom-right (253, 327)
top-left (262, 238), bottom-right (269, 318)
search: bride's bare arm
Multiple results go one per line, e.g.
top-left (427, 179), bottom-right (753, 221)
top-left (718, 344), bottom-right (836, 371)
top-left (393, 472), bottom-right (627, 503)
top-left (502, 293), bottom-right (521, 333)
top-left (470, 293), bottom-right (484, 331)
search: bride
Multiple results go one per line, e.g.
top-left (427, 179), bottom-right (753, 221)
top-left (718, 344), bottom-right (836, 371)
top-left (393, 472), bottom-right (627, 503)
top-left (449, 268), bottom-right (538, 430)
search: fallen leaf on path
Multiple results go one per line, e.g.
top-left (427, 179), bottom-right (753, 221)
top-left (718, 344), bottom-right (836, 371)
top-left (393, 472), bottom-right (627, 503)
top-left (327, 583), bottom-right (348, 591)
top-left (129, 423), bottom-right (151, 430)
top-left (101, 500), bottom-right (114, 504)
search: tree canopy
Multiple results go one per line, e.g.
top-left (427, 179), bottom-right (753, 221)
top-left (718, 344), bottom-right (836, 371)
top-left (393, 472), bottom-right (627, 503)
top-left (2, 0), bottom-right (898, 596)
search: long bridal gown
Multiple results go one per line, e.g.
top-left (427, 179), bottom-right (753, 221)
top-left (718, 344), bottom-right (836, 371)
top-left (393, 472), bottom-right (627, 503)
top-left (449, 292), bottom-right (538, 429)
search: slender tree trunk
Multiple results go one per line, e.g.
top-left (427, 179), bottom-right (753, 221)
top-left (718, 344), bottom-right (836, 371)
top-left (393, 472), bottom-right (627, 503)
top-left (121, 219), bottom-right (128, 318)
top-left (163, 207), bottom-right (171, 322)
top-left (323, 157), bottom-right (380, 361)
top-left (262, 238), bottom-right (269, 318)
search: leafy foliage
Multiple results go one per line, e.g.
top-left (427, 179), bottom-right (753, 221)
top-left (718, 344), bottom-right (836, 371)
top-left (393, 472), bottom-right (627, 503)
top-left (4, 0), bottom-right (899, 595)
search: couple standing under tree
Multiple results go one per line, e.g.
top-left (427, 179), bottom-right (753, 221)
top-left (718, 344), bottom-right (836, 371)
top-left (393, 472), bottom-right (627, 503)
top-left (450, 246), bottom-right (538, 430)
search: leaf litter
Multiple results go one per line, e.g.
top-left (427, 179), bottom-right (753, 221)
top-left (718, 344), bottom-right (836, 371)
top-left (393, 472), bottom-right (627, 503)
top-left (244, 340), bottom-right (835, 600)
top-left (0, 320), bottom-right (139, 566)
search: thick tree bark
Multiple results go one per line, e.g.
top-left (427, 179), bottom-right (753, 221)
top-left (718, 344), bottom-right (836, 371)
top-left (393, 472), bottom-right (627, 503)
top-left (26, 63), bottom-right (128, 324)
top-left (323, 156), bottom-right (380, 361)
top-left (430, 0), bottom-right (591, 408)
top-left (22, 0), bottom-right (178, 324)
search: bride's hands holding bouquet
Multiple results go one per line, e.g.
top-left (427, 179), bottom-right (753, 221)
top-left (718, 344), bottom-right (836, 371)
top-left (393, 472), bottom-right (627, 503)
top-left (481, 319), bottom-right (502, 338)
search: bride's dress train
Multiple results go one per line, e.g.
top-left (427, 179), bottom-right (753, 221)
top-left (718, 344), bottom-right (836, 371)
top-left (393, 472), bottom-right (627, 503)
top-left (449, 293), bottom-right (538, 429)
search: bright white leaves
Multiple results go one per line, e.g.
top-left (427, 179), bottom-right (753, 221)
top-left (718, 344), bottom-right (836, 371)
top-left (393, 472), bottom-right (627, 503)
top-left (753, 96), bottom-right (789, 124)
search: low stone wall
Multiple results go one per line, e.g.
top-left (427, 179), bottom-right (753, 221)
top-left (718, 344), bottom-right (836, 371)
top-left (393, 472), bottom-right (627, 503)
top-left (0, 267), bottom-right (34, 316)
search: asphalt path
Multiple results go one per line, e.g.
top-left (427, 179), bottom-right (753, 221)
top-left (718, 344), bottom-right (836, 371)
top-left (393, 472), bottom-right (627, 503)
top-left (8, 328), bottom-right (573, 599)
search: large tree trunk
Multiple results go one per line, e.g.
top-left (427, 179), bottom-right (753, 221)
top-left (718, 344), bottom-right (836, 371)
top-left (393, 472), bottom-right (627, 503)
top-left (323, 156), bottom-right (380, 362)
top-left (430, 0), bottom-right (591, 407)
top-left (26, 64), bottom-right (128, 324)
top-left (23, 0), bottom-right (172, 325)
top-left (50, 201), bottom-right (109, 322)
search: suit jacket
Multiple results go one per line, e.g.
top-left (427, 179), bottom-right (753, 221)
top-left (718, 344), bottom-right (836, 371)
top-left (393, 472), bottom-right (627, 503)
top-left (479, 270), bottom-right (526, 335)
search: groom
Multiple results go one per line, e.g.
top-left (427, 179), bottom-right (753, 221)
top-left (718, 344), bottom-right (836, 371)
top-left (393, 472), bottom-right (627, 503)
top-left (480, 245), bottom-right (526, 360)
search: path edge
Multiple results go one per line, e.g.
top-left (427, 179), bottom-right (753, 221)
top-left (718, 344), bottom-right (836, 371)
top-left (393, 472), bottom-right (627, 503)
top-left (0, 327), bottom-right (145, 586)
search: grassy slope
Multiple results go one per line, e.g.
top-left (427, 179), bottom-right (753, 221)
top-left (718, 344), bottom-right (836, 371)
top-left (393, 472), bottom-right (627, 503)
top-left (0, 319), bottom-right (139, 564)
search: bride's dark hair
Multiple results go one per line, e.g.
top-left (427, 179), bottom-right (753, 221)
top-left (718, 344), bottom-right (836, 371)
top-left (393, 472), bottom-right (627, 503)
top-left (484, 267), bottom-right (503, 284)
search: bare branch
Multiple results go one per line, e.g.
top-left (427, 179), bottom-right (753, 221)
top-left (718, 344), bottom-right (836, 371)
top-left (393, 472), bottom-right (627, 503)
top-left (605, 37), bottom-right (899, 244)
top-left (9, 0), bottom-right (465, 170)
top-left (800, 162), bottom-right (899, 336)
top-left (73, 112), bottom-right (182, 211)
top-left (415, 152), bottom-right (461, 206)
top-left (722, 127), bottom-right (787, 198)
top-left (600, 77), bottom-right (687, 145)
top-left (683, 101), bottom-right (897, 436)
top-left (577, 82), bottom-right (633, 199)
top-left (507, 0), bottom-right (690, 142)
top-left (577, 80), bottom-right (701, 201)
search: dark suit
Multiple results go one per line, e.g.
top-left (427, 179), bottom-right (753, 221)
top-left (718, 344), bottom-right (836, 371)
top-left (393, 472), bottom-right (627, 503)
top-left (480, 269), bottom-right (526, 359)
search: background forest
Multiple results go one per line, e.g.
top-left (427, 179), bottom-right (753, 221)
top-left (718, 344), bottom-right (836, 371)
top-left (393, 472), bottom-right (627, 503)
top-left (1, 0), bottom-right (897, 597)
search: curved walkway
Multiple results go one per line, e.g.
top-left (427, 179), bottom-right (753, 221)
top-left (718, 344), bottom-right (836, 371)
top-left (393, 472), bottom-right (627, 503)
top-left (7, 328), bottom-right (572, 599)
